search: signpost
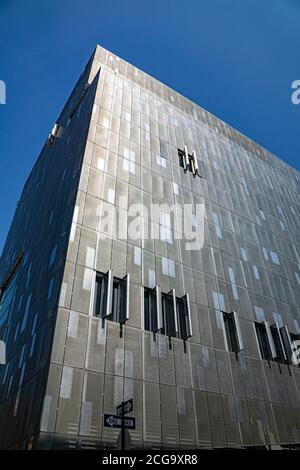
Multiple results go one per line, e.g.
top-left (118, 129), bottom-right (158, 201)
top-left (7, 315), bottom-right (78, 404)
top-left (116, 398), bottom-right (133, 417)
top-left (116, 428), bottom-right (131, 450)
top-left (104, 398), bottom-right (135, 450)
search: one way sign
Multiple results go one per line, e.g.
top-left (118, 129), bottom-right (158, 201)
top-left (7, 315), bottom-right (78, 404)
top-left (104, 414), bottom-right (136, 429)
top-left (117, 398), bottom-right (133, 416)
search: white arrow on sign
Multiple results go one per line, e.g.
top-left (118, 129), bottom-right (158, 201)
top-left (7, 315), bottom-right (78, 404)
top-left (105, 415), bottom-right (122, 427)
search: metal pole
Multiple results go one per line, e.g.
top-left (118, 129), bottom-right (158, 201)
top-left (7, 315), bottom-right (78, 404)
top-left (121, 402), bottom-right (125, 451)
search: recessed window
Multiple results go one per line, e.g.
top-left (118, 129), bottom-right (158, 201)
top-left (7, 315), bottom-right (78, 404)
top-left (161, 290), bottom-right (177, 337)
top-left (94, 270), bottom-right (129, 324)
top-left (144, 286), bottom-right (162, 333)
top-left (176, 294), bottom-right (192, 340)
top-left (280, 326), bottom-right (294, 364)
top-left (157, 290), bottom-right (192, 340)
top-left (254, 321), bottom-right (275, 360)
top-left (178, 149), bottom-right (185, 169)
top-left (110, 276), bottom-right (128, 323)
top-left (178, 148), bottom-right (205, 178)
top-left (223, 311), bottom-right (244, 353)
top-left (94, 271), bottom-right (110, 318)
top-left (290, 332), bottom-right (300, 344)
top-left (270, 325), bottom-right (286, 362)
top-left (48, 123), bottom-right (60, 144)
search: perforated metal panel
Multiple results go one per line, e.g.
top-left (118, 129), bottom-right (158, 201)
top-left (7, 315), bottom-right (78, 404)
top-left (207, 393), bottom-right (226, 448)
top-left (79, 371), bottom-right (104, 437)
top-left (55, 366), bottom-right (83, 435)
top-left (160, 384), bottom-right (179, 447)
top-left (143, 381), bottom-right (161, 444)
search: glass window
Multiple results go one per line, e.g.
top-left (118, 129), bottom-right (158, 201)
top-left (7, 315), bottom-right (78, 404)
top-left (94, 272), bottom-right (109, 318)
top-left (254, 322), bottom-right (273, 360)
top-left (178, 149), bottom-right (185, 169)
top-left (144, 287), bottom-right (159, 332)
top-left (161, 290), bottom-right (177, 337)
top-left (280, 326), bottom-right (294, 364)
top-left (94, 271), bottom-right (129, 324)
top-left (176, 294), bottom-right (192, 340)
top-left (49, 244), bottom-right (57, 267)
top-left (223, 312), bottom-right (239, 352)
top-left (178, 148), bottom-right (205, 178)
top-left (270, 325), bottom-right (286, 362)
top-left (0, 270), bottom-right (18, 328)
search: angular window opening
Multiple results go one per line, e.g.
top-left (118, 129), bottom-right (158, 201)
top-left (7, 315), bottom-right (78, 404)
top-left (48, 123), bottom-right (60, 144)
top-left (290, 331), bottom-right (300, 366)
top-left (290, 332), bottom-right (300, 344)
top-left (176, 294), bottom-right (192, 340)
top-left (94, 271), bottom-right (129, 324)
top-left (178, 149), bottom-right (185, 169)
top-left (144, 286), bottom-right (162, 333)
top-left (161, 290), bottom-right (177, 337)
top-left (94, 271), bottom-right (110, 319)
top-left (223, 312), bottom-right (238, 352)
top-left (223, 311), bottom-right (244, 353)
top-left (270, 325), bottom-right (286, 362)
top-left (144, 286), bottom-right (192, 341)
top-left (178, 148), bottom-right (205, 178)
top-left (280, 325), bottom-right (300, 364)
top-left (254, 321), bottom-right (276, 360)
top-left (109, 276), bottom-right (127, 323)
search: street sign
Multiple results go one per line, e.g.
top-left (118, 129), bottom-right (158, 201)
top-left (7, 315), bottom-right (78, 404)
top-left (104, 414), bottom-right (136, 429)
top-left (117, 398), bottom-right (133, 416)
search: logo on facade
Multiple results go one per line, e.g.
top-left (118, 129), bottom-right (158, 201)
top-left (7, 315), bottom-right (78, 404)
top-left (0, 340), bottom-right (6, 365)
top-left (0, 80), bottom-right (6, 104)
top-left (98, 201), bottom-right (206, 251)
top-left (291, 340), bottom-right (300, 366)
top-left (291, 80), bottom-right (300, 105)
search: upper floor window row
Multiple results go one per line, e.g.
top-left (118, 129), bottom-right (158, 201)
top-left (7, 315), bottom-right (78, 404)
top-left (143, 286), bottom-right (192, 341)
top-left (254, 320), bottom-right (300, 365)
top-left (93, 271), bottom-right (192, 341)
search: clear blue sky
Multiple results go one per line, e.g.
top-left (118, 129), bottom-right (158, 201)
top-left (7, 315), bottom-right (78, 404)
top-left (0, 0), bottom-right (299, 253)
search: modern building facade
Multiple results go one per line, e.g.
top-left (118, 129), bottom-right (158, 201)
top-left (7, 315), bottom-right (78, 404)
top-left (0, 45), bottom-right (300, 450)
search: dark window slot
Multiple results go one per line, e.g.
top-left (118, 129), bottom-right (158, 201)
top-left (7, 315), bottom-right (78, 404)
top-left (255, 322), bottom-right (272, 360)
top-left (223, 312), bottom-right (239, 352)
